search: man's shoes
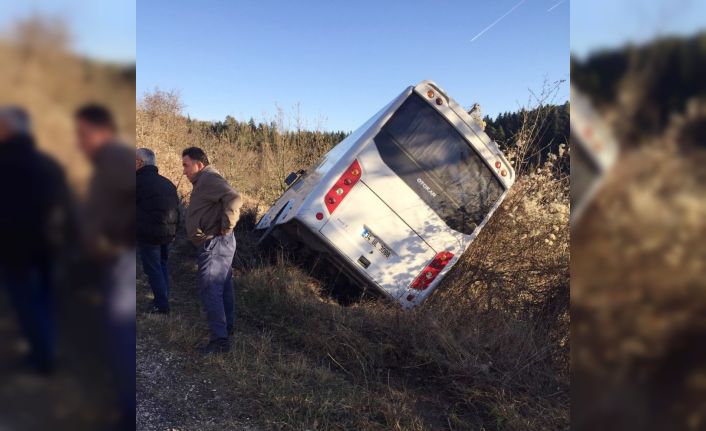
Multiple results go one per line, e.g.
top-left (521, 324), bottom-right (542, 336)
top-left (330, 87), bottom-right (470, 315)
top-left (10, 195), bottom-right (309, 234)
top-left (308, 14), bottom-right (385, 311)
top-left (147, 305), bottom-right (170, 315)
top-left (197, 338), bottom-right (231, 355)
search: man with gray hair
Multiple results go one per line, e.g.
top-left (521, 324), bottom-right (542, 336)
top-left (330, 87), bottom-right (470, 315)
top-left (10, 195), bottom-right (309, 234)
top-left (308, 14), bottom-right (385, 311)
top-left (136, 147), bottom-right (156, 166)
top-left (0, 106), bottom-right (73, 375)
top-left (0, 106), bottom-right (31, 136)
top-left (136, 147), bottom-right (179, 314)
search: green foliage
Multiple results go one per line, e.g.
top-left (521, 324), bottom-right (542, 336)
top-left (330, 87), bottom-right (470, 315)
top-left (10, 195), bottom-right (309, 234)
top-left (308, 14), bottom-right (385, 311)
top-left (571, 32), bottom-right (706, 139)
top-left (188, 116), bottom-right (348, 154)
top-left (484, 102), bottom-right (569, 171)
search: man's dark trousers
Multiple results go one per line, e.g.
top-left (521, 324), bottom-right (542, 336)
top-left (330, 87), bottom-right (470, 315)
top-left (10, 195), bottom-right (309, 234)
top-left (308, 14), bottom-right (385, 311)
top-left (197, 232), bottom-right (236, 340)
top-left (2, 263), bottom-right (56, 372)
top-left (138, 243), bottom-right (171, 311)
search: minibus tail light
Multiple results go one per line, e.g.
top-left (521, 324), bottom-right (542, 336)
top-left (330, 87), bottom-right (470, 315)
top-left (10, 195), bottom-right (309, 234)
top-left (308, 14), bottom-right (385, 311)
top-left (410, 251), bottom-right (454, 290)
top-left (325, 160), bottom-right (361, 214)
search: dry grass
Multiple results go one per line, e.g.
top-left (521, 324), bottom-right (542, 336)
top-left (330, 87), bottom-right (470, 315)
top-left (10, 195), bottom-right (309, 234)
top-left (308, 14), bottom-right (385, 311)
top-left (136, 87), bottom-right (570, 429)
top-left (137, 89), bottom-right (337, 205)
top-left (0, 16), bottom-right (135, 194)
top-left (570, 40), bottom-right (706, 429)
top-left (571, 142), bottom-right (706, 430)
top-left (139, 227), bottom-right (568, 430)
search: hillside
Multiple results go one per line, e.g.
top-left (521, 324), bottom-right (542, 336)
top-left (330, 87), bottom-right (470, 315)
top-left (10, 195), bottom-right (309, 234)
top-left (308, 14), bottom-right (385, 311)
top-left (571, 31), bottom-right (706, 144)
top-left (570, 33), bottom-right (706, 430)
top-left (0, 38), bottom-right (135, 192)
top-left (136, 90), bottom-right (570, 430)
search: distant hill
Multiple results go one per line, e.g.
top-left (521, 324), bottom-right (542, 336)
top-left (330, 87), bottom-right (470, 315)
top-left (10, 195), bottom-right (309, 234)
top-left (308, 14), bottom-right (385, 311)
top-left (571, 32), bottom-right (706, 140)
top-left (0, 39), bottom-right (135, 190)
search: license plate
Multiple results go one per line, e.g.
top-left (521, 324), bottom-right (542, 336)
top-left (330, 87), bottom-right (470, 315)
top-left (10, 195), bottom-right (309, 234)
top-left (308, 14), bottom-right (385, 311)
top-left (361, 228), bottom-right (391, 259)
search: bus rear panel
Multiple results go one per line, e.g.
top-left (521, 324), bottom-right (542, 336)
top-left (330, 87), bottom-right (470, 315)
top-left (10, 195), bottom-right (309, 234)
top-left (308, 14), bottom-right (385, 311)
top-left (256, 81), bottom-right (514, 308)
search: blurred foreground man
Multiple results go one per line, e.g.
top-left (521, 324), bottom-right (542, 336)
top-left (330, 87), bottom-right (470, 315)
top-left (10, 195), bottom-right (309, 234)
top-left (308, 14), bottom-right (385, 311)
top-left (136, 148), bottom-right (179, 314)
top-left (75, 104), bottom-right (136, 429)
top-left (0, 107), bottom-right (72, 375)
top-left (182, 147), bottom-right (242, 354)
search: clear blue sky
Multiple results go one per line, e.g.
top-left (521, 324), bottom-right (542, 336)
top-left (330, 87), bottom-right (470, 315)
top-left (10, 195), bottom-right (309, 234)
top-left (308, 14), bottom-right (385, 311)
top-left (0, 0), bottom-right (135, 63)
top-left (138, 0), bottom-right (570, 131)
top-left (572, 0), bottom-right (706, 58)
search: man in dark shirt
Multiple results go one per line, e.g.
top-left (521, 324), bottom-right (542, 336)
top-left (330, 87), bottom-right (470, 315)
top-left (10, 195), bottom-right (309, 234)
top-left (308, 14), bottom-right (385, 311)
top-left (75, 104), bottom-right (136, 430)
top-left (136, 147), bottom-right (179, 314)
top-left (0, 106), bottom-right (73, 375)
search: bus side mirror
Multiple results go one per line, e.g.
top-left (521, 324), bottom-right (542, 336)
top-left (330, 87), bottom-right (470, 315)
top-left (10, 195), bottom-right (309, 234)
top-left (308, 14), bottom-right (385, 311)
top-left (284, 172), bottom-right (298, 186)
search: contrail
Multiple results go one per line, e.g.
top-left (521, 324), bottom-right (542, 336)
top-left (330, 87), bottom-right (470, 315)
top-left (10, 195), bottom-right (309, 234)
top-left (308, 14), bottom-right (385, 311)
top-left (470, 0), bottom-right (527, 42)
top-left (547, 0), bottom-right (566, 12)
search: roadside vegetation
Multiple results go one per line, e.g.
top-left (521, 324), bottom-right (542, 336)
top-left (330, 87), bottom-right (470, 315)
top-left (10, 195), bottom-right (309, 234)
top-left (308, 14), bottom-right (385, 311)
top-left (136, 82), bottom-right (570, 430)
top-left (571, 32), bottom-right (706, 430)
top-left (0, 14), bottom-right (134, 193)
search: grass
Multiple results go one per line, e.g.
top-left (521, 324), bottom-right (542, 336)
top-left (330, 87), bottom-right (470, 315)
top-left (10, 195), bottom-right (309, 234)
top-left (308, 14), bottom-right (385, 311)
top-left (136, 86), bottom-right (569, 430)
top-left (137, 201), bottom-right (568, 430)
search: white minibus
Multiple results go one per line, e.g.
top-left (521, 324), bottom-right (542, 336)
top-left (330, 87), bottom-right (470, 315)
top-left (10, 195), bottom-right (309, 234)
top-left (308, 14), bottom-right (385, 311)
top-left (256, 80), bottom-right (515, 308)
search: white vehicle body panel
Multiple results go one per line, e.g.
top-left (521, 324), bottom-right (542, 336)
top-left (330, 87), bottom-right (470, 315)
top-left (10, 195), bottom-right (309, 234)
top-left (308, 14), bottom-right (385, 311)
top-left (319, 183), bottom-right (436, 301)
top-left (570, 86), bottom-right (619, 222)
top-left (256, 80), bottom-right (515, 308)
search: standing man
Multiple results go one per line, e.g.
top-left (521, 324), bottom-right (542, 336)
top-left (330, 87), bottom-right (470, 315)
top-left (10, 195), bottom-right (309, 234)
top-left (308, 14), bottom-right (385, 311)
top-left (0, 106), bottom-right (72, 375)
top-left (136, 148), bottom-right (179, 314)
top-left (182, 147), bottom-right (242, 354)
top-left (75, 104), bottom-right (136, 429)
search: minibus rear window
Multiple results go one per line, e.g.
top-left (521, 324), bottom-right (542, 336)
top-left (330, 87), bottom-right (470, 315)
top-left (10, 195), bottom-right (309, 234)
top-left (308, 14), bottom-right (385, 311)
top-left (375, 93), bottom-right (504, 235)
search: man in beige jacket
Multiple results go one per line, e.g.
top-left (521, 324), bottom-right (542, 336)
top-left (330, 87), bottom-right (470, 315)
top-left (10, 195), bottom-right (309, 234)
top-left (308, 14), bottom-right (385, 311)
top-left (182, 147), bottom-right (242, 354)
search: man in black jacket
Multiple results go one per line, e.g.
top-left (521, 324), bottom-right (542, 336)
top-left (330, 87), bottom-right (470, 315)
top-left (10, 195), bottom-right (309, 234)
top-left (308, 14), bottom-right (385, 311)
top-left (136, 147), bottom-right (179, 314)
top-left (0, 106), bottom-right (73, 374)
